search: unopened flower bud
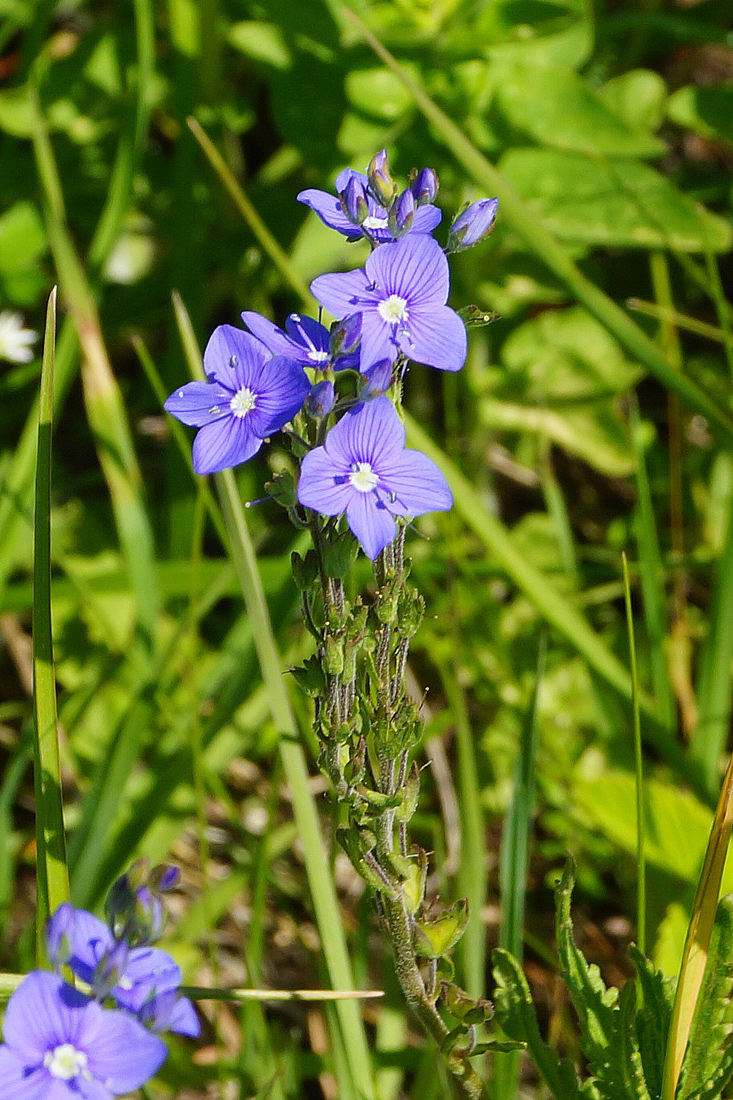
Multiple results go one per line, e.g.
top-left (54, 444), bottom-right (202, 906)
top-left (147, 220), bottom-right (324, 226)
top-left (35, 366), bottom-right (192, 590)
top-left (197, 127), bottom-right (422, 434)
top-left (361, 359), bottom-right (393, 397)
top-left (306, 380), bottom-right (335, 418)
top-left (447, 198), bottom-right (499, 252)
top-left (388, 188), bottom-right (415, 239)
top-left (93, 940), bottom-right (130, 999)
top-left (330, 313), bottom-right (362, 359)
top-left (410, 167), bottom-right (439, 206)
top-left (339, 174), bottom-right (369, 226)
top-left (367, 149), bottom-right (396, 207)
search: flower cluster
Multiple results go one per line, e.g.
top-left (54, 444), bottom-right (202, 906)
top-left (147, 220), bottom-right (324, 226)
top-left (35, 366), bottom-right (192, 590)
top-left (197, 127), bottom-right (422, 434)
top-left (164, 148), bottom-right (498, 560)
top-left (0, 866), bottom-right (198, 1100)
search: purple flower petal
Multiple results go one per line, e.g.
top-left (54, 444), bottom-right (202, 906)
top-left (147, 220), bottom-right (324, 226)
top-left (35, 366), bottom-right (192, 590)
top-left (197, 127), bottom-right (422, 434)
top-left (413, 205), bottom-right (442, 234)
top-left (167, 996), bottom-right (200, 1038)
top-left (240, 311), bottom-right (297, 358)
top-left (326, 397), bottom-right (405, 469)
top-left (246, 357), bottom-right (310, 437)
top-left (163, 381), bottom-right (231, 427)
top-left (203, 325), bottom-right (270, 390)
top-left (357, 311), bottom-right (400, 371)
top-left (379, 449), bottom-right (452, 515)
top-left (297, 447), bottom-right (353, 515)
top-left (192, 415), bottom-right (262, 475)
top-left (398, 304), bottom-right (467, 372)
top-left (346, 493), bottom-right (397, 560)
top-left (310, 269), bottom-right (373, 320)
top-left (0, 1049), bottom-right (51, 1100)
top-left (3, 972), bottom-right (90, 1060)
top-left (81, 1009), bottom-right (167, 1093)
top-left (366, 233), bottom-right (448, 306)
top-left (297, 188), bottom-right (360, 238)
top-left (112, 947), bottom-right (181, 1013)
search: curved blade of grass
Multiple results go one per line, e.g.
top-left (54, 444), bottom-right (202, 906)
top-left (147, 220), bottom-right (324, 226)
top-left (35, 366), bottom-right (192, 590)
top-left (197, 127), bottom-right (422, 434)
top-left (340, 6), bottom-right (733, 450)
top-left (171, 294), bottom-right (376, 1100)
top-left (622, 553), bottom-right (646, 957)
top-left (32, 287), bottom-right (70, 961)
top-left (661, 748), bottom-right (733, 1100)
top-left (30, 89), bottom-right (159, 651)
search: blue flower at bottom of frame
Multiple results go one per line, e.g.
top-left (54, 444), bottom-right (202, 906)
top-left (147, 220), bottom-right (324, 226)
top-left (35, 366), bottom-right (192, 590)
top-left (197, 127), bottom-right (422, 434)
top-left (0, 970), bottom-right (167, 1100)
top-left (296, 396), bottom-right (452, 560)
top-left (164, 326), bottom-right (311, 475)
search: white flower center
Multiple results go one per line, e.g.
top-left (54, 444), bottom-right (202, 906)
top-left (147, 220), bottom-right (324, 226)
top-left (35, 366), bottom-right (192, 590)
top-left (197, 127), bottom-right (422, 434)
top-left (45, 1044), bottom-right (89, 1081)
top-left (349, 462), bottom-right (379, 493)
top-left (229, 387), bottom-right (257, 418)
top-left (363, 214), bottom-right (388, 230)
top-left (308, 349), bottom-right (330, 363)
top-left (378, 295), bottom-right (408, 325)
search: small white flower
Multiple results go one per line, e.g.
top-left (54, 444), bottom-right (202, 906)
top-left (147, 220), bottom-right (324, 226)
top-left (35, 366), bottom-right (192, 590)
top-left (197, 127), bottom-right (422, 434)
top-left (0, 310), bottom-right (38, 363)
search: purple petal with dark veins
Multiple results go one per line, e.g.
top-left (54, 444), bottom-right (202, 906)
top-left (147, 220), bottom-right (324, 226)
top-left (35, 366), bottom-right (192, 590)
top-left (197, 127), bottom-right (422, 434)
top-left (191, 416), bottom-right (262, 475)
top-left (164, 381), bottom-right (231, 427)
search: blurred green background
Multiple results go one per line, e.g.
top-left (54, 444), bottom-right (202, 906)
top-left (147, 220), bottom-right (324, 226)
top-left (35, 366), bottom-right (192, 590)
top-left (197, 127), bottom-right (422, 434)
top-left (1, 0), bottom-right (733, 1096)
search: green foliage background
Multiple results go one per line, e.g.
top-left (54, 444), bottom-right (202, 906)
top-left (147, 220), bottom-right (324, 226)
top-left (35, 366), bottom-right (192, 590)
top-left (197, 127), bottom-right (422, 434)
top-left (1, 0), bottom-right (732, 1096)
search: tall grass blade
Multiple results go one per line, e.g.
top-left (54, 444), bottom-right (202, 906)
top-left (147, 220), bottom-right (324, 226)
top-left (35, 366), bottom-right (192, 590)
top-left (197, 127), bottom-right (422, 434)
top-left (661, 749), bottom-right (733, 1100)
top-left (622, 553), bottom-right (647, 956)
top-left (32, 287), bottom-right (70, 961)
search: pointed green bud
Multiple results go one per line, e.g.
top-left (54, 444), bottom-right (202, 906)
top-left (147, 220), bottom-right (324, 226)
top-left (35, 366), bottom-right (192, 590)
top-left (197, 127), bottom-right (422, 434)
top-left (441, 981), bottom-right (492, 1025)
top-left (324, 634), bottom-right (345, 676)
top-left (402, 850), bottom-right (427, 916)
top-left (394, 762), bottom-right (420, 823)
top-left (397, 590), bottom-right (424, 639)
top-left (414, 899), bottom-right (469, 959)
top-left (367, 148), bottom-right (396, 207)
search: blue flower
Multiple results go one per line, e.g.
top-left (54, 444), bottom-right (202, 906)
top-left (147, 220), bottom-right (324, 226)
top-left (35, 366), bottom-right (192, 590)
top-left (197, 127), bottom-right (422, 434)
top-left (447, 198), bottom-right (499, 252)
top-left (297, 397), bottom-right (452, 559)
top-left (0, 970), bottom-right (166, 1099)
top-left (164, 326), bottom-right (310, 475)
top-left (240, 311), bottom-right (360, 372)
top-left (310, 234), bottom-right (467, 373)
top-left (46, 904), bottom-right (200, 1039)
top-left (298, 168), bottom-right (441, 245)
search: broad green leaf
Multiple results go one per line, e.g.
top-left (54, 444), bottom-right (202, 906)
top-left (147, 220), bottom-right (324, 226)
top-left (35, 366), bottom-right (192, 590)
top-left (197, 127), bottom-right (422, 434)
top-left (228, 21), bottom-right (291, 70)
top-left (667, 87), bottom-right (733, 147)
top-left (345, 67), bottom-right (414, 121)
top-left (599, 70), bottom-right (667, 135)
top-left (572, 768), bottom-right (733, 894)
top-left (496, 62), bottom-right (665, 157)
top-left (464, 0), bottom-right (594, 69)
top-left (0, 200), bottom-right (47, 304)
top-left (0, 86), bottom-right (34, 137)
top-left (499, 148), bottom-right (733, 251)
top-left (678, 897), bottom-right (733, 1100)
top-left (492, 947), bottom-right (593, 1100)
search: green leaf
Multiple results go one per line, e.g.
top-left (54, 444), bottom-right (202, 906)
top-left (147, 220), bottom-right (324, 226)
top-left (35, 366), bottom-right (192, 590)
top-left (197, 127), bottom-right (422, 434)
top-left (599, 70), bottom-right (667, 135)
top-left (345, 67), bottom-right (414, 122)
top-left (667, 86), bottom-right (733, 147)
top-left (628, 947), bottom-right (674, 1100)
top-left (492, 947), bottom-right (593, 1100)
top-left (414, 899), bottom-right (469, 958)
top-left (496, 62), bottom-right (665, 157)
top-left (678, 896), bottom-right (733, 1100)
top-left (0, 200), bottom-right (47, 305)
top-left (228, 21), bottom-right (291, 70)
top-left (499, 148), bottom-right (733, 252)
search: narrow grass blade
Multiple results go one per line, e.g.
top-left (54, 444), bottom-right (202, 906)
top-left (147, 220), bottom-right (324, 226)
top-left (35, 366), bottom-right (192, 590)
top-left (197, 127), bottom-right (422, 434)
top-left (340, 7), bottom-right (733, 450)
top-left (172, 295), bottom-right (376, 1100)
top-left (622, 553), bottom-right (646, 956)
top-left (630, 397), bottom-right (675, 734)
top-left (661, 749), bottom-right (733, 1100)
top-left (32, 288), bottom-right (70, 961)
top-left (494, 633), bottom-right (545, 1100)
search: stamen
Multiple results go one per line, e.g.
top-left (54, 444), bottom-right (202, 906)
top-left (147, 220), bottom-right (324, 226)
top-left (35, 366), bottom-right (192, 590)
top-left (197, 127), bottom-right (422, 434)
top-left (378, 295), bottom-right (409, 325)
top-left (45, 1044), bottom-right (89, 1081)
top-left (349, 462), bottom-right (379, 493)
top-left (229, 387), bottom-right (257, 418)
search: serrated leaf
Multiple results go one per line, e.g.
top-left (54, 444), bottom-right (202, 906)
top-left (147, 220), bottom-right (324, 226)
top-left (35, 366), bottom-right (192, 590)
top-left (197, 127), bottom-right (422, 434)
top-left (628, 945), bottom-right (674, 1100)
top-left (499, 148), bottom-right (733, 252)
top-left (678, 896), bottom-right (733, 1100)
top-left (496, 62), bottom-right (665, 157)
top-left (492, 947), bottom-right (595, 1100)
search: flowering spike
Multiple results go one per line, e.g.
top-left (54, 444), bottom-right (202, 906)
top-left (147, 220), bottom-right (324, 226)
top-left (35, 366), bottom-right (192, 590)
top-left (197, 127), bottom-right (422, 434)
top-left (447, 198), bottom-right (499, 252)
top-left (409, 167), bottom-right (439, 206)
top-left (339, 174), bottom-right (369, 226)
top-left (388, 188), bottom-right (415, 239)
top-left (367, 149), bottom-right (396, 207)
